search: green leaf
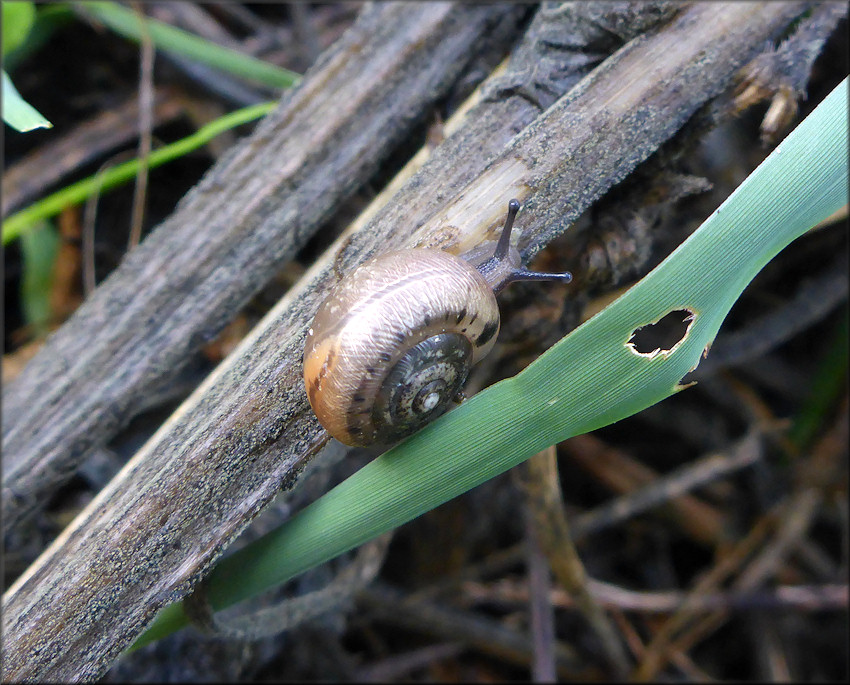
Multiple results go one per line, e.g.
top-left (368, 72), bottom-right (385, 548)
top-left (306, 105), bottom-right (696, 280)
top-left (3, 4), bottom-right (75, 73)
top-left (2, 1), bottom-right (36, 56)
top-left (2, 70), bottom-right (52, 131)
top-left (19, 220), bottom-right (59, 337)
top-left (134, 78), bottom-right (849, 649)
top-left (2, 101), bottom-right (276, 244)
top-left (77, 1), bottom-right (300, 89)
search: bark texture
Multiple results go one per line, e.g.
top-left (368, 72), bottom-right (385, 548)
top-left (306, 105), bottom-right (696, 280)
top-left (2, 1), bottom-right (521, 535)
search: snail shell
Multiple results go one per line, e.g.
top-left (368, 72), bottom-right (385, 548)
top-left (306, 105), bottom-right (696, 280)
top-left (303, 199), bottom-right (572, 447)
top-left (304, 249), bottom-right (499, 446)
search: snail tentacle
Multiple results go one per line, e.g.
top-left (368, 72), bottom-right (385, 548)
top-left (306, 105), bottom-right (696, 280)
top-left (473, 199), bottom-right (572, 293)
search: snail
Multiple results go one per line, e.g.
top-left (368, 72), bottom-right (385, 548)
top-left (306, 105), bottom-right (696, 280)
top-left (303, 199), bottom-right (572, 446)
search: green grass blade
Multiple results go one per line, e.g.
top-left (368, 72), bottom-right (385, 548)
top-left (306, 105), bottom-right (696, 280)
top-left (2, 101), bottom-right (276, 245)
top-left (19, 220), bottom-right (59, 337)
top-left (3, 4), bottom-right (75, 73)
top-left (2, 1), bottom-right (36, 57)
top-left (77, 1), bottom-right (300, 89)
top-left (2, 70), bottom-right (52, 131)
top-left (134, 78), bottom-right (849, 649)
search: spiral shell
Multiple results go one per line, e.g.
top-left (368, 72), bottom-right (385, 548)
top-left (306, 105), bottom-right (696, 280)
top-left (303, 249), bottom-right (500, 446)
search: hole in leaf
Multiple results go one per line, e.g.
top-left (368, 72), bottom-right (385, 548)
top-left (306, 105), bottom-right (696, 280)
top-left (627, 308), bottom-right (695, 358)
top-left (677, 342), bottom-right (712, 387)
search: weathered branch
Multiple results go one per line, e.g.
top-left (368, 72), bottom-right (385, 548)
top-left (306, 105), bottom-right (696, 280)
top-left (1, 2), bottom-right (811, 682)
top-left (2, 1), bottom-right (522, 534)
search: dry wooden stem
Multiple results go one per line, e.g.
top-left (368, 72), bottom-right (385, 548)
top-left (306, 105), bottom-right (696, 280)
top-left (357, 582), bottom-right (584, 678)
top-left (567, 430), bottom-right (764, 546)
top-left (517, 447), bottom-right (632, 676)
top-left (634, 485), bottom-right (823, 680)
top-left (2, 1), bottom-right (520, 535)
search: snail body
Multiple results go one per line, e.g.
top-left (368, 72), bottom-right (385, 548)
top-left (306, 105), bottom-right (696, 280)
top-left (304, 200), bottom-right (571, 447)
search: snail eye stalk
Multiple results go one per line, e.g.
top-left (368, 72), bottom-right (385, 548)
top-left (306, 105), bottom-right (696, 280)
top-left (478, 199), bottom-right (573, 293)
